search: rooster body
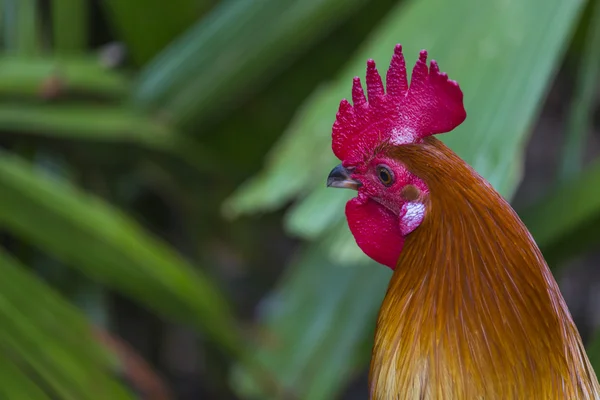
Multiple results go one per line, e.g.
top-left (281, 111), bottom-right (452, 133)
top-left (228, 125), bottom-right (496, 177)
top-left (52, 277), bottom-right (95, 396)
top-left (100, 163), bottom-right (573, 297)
top-left (371, 137), bottom-right (599, 399)
top-left (327, 45), bottom-right (600, 399)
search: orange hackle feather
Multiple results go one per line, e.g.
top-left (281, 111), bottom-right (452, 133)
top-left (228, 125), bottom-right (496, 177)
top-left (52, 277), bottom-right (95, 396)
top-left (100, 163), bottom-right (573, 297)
top-left (328, 45), bottom-right (600, 399)
top-left (369, 137), bottom-right (600, 399)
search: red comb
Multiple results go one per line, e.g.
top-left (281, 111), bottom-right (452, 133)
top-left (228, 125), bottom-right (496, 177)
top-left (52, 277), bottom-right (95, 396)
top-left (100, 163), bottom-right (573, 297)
top-left (332, 44), bottom-right (466, 165)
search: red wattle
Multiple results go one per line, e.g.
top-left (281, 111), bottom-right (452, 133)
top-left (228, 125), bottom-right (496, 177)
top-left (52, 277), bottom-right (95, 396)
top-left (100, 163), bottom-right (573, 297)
top-left (345, 196), bottom-right (404, 269)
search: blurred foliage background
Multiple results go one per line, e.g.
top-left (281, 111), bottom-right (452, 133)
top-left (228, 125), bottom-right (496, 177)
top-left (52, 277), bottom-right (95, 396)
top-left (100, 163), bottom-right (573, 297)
top-left (0, 0), bottom-right (599, 399)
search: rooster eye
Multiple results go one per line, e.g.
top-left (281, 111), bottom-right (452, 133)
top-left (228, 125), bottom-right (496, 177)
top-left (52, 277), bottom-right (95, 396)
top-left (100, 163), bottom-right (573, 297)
top-left (377, 166), bottom-right (394, 187)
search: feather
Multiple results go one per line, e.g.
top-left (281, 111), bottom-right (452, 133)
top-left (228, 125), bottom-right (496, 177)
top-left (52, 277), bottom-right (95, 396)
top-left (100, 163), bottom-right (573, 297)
top-left (368, 137), bottom-right (600, 399)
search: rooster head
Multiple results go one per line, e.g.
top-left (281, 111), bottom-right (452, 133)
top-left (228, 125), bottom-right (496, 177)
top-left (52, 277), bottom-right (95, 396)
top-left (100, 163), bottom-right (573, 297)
top-left (326, 45), bottom-right (466, 269)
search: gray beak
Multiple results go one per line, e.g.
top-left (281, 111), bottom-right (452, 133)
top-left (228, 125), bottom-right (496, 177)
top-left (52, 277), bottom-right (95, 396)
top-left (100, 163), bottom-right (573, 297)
top-left (326, 164), bottom-right (362, 190)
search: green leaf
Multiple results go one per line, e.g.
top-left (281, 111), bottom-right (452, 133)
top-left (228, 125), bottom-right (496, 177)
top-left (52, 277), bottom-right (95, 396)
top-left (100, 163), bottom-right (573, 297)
top-left (133, 0), bottom-right (369, 128)
top-left (226, 0), bottom-right (584, 235)
top-left (0, 150), bottom-right (240, 356)
top-left (227, 0), bottom-right (587, 398)
top-left (0, 357), bottom-right (51, 400)
top-left (232, 244), bottom-right (388, 400)
top-left (0, 56), bottom-right (129, 100)
top-left (0, 248), bottom-right (133, 400)
top-left (0, 103), bottom-right (216, 174)
top-left (520, 159), bottom-right (600, 267)
top-left (0, 104), bottom-right (159, 140)
top-left (101, 0), bottom-right (213, 65)
top-left (51, 0), bottom-right (88, 54)
top-left (5, 0), bottom-right (40, 56)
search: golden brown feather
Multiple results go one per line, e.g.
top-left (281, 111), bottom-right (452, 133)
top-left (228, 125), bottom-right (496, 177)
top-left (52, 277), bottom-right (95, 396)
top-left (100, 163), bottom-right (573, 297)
top-left (369, 137), bottom-right (600, 399)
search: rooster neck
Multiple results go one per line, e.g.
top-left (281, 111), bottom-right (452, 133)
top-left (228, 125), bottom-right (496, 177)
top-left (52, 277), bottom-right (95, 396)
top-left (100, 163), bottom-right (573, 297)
top-left (368, 137), bottom-right (600, 400)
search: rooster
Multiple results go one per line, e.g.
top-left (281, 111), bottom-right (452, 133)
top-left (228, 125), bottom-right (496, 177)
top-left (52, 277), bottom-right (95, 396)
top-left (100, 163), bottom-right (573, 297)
top-left (326, 44), bottom-right (600, 399)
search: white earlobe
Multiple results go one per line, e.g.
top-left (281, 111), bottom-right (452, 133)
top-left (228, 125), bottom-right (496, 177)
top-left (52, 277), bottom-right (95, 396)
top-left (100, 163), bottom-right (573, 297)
top-left (399, 202), bottom-right (425, 236)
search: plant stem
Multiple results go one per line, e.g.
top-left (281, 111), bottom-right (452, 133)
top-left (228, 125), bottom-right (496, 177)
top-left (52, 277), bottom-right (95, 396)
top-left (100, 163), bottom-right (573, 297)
top-left (52, 0), bottom-right (88, 54)
top-left (14, 0), bottom-right (40, 56)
